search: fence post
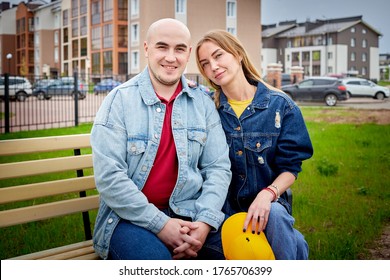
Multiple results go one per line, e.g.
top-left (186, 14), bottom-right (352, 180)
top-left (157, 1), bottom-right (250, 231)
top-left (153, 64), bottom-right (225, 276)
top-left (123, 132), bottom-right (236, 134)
top-left (4, 74), bottom-right (10, 133)
top-left (73, 71), bottom-right (79, 127)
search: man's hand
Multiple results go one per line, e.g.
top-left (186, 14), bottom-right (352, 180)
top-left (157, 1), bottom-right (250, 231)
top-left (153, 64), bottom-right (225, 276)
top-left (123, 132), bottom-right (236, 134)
top-left (157, 218), bottom-right (201, 258)
top-left (172, 222), bottom-right (211, 259)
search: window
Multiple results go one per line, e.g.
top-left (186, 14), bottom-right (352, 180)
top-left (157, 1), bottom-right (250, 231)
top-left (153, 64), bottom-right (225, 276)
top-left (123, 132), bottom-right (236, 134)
top-left (92, 27), bottom-right (101, 50)
top-left (72, 39), bottom-right (79, 57)
top-left (287, 40), bottom-right (292, 48)
top-left (72, 18), bottom-right (78, 37)
top-left (34, 33), bottom-right (40, 46)
top-left (118, 25), bottom-right (128, 48)
top-left (80, 16), bottom-right (87, 36)
top-left (80, 0), bottom-right (87, 15)
top-left (328, 52), bottom-right (333, 59)
top-left (362, 67), bottom-right (367, 75)
top-left (103, 51), bottom-right (113, 75)
top-left (362, 53), bottom-right (367, 62)
top-left (118, 0), bottom-right (128, 21)
top-left (54, 47), bottom-right (59, 63)
top-left (176, 0), bottom-right (186, 14)
top-left (63, 27), bottom-right (68, 43)
top-left (63, 45), bottom-right (68, 60)
top-left (227, 27), bottom-right (236, 36)
top-left (80, 38), bottom-right (87, 56)
top-left (302, 52), bottom-right (310, 61)
top-left (351, 27), bottom-right (355, 33)
top-left (92, 52), bottom-right (100, 74)
top-left (351, 38), bottom-right (355, 47)
top-left (227, 0), bottom-right (236, 17)
top-left (72, 0), bottom-right (78, 18)
top-left (328, 36), bottom-right (333, 45)
top-left (131, 51), bottom-right (139, 70)
top-left (292, 52), bottom-right (300, 62)
top-left (131, 23), bottom-right (139, 44)
top-left (328, 66), bottom-right (333, 73)
top-left (103, 0), bottom-right (113, 22)
top-left (63, 9), bottom-right (69, 26)
top-left (91, 1), bottom-right (101, 25)
top-left (312, 51), bottom-right (320, 61)
top-left (54, 31), bottom-right (59, 46)
top-left (351, 52), bottom-right (355, 61)
top-left (362, 39), bottom-right (367, 48)
top-left (103, 24), bottom-right (113, 48)
top-left (362, 29), bottom-right (366, 34)
top-left (118, 52), bottom-right (128, 74)
top-left (131, 0), bottom-right (139, 17)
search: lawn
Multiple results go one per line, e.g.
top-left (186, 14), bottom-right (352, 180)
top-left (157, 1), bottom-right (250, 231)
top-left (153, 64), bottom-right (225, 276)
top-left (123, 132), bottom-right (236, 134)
top-left (0, 107), bottom-right (389, 259)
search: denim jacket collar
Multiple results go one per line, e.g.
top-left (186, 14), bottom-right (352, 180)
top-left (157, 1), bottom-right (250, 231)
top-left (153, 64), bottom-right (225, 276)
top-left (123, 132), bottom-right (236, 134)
top-left (219, 81), bottom-right (271, 112)
top-left (137, 67), bottom-right (195, 106)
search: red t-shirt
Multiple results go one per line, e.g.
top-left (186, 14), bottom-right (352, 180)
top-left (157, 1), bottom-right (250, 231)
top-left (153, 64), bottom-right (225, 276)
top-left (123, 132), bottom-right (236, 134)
top-left (141, 82), bottom-right (182, 209)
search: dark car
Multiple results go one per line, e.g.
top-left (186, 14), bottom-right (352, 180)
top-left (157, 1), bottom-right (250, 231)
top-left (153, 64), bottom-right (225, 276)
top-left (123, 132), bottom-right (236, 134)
top-left (32, 77), bottom-right (87, 100)
top-left (281, 77), bottom-right (348, 106)
top-left (93, 78), bottom-right (121, 94)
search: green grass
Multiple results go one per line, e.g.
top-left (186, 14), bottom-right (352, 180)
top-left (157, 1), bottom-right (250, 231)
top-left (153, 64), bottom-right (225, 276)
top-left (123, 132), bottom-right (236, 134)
top-left (1, 109), bottom-right (389, 259)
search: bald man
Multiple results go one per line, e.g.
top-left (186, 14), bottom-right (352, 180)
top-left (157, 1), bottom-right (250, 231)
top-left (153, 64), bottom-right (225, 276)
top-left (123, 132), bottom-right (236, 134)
top-left (91, 18), bottom-right (232, 260)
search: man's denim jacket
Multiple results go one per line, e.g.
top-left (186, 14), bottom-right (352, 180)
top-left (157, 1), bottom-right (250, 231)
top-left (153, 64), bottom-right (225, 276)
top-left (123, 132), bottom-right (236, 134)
top-left (218, 81), bottom-right (313, 215)
top-left (91, 68), bottom-right (232, 259)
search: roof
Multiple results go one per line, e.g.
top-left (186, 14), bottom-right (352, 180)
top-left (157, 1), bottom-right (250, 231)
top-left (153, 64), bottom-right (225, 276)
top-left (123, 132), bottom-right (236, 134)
top-left (262, 15), bottom-right (382, 39)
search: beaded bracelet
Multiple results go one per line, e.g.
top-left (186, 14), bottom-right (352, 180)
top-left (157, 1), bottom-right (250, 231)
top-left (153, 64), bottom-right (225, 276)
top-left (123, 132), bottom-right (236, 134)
top-left (262, 187), bottom-right (277, 202)
top-left (269, 184), bottom-right (280, 199)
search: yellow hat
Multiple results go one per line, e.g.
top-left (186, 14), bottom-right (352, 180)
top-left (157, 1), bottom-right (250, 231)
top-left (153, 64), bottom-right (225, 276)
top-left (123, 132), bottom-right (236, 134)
top-left (221, 212), bottom-right (275, 260)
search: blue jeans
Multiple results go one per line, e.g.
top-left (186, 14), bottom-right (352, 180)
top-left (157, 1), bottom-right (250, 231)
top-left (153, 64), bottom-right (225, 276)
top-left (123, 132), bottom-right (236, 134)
top-left (108, 209), bottom-right (225, 260)
top-left (224, 199), bottom-right (309, 260)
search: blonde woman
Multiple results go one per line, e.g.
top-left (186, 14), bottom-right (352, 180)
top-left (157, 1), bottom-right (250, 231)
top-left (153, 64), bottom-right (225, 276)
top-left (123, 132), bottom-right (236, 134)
top-left (196, 30), bottom-right (313, 259)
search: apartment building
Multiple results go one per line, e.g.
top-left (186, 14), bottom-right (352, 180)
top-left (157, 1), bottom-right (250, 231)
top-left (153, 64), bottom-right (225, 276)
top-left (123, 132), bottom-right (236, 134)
top-left (262, 16), bottom-right (381, 80)
top-left (1, 0), bottom-right (261, 80)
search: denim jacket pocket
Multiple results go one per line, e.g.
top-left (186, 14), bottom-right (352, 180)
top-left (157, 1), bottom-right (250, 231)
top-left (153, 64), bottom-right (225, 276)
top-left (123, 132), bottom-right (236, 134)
top-left (244, 136), bottom-right (272, 166)
top-left (126, 139), bottom-right (147, 177)
top-left (187, 130), bottom-right (207, 165)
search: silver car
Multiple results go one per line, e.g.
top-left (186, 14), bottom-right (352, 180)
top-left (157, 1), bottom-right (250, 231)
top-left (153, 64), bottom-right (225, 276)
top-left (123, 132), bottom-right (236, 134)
top-left (341, 78), bottom-right (390, 100)
top-left (0, 76), bottom-right (32, 102)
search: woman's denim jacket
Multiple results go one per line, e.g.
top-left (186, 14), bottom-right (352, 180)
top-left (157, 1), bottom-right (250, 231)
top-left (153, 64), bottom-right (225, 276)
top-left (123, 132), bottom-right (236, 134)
top-left (218, 81), bottom-right (313, 215)
top-left (91, 68), bottom-right (231, 259)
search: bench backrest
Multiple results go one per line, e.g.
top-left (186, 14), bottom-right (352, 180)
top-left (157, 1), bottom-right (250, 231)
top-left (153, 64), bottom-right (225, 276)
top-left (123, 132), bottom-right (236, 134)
top-left (0, 134), bottom-right (98, 244)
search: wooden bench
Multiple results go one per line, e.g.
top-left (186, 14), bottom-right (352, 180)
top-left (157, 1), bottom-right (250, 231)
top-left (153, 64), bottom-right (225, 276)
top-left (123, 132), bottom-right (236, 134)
top-left (0, 134), bottom-right (100, 260)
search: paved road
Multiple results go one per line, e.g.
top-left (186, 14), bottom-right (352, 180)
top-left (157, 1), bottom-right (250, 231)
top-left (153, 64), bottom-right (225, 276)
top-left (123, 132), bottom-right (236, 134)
top-left (298, 97), bottom-right (390, 110)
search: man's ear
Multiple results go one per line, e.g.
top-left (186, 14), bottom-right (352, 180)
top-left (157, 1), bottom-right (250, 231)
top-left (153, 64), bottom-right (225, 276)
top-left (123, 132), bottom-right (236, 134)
top-left (144, 41), bottom-right (148, 58)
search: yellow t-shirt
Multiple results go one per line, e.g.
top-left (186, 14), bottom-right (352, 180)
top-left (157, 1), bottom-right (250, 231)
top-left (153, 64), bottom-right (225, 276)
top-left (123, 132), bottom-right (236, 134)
top-left (228, 98), bottom-right (253, 118)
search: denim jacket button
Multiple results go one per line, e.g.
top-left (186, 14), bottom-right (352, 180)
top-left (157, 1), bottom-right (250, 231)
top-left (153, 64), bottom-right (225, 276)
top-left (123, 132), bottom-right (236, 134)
top-left (142, 165), bottom-right (148, 171)
top-left (156, 107), bottom-right (162, 113)
top-left (237, 150), bottom-right (243, 156)
top-left (256, 142), bottom-right (261, 148)
top-left (108, 218), bottom-right (113, 224)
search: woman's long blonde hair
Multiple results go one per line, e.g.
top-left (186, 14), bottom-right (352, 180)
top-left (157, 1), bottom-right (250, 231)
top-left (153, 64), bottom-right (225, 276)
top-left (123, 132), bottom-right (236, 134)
top-left (196, 30), bottom-right (280, 107)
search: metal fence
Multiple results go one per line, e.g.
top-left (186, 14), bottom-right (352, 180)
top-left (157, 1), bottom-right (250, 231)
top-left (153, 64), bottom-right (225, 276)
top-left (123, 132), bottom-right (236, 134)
top-left (1, 73), bottom-right (209, 134)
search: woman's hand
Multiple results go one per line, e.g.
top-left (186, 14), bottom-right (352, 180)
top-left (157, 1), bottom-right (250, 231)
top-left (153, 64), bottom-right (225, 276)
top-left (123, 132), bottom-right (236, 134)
top-left (243, 189), bottom-right (274, 234)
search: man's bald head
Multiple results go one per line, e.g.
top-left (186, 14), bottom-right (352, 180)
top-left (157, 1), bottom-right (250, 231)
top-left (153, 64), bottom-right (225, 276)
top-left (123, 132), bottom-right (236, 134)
top-left (146, 18), bottom-right (191, 44)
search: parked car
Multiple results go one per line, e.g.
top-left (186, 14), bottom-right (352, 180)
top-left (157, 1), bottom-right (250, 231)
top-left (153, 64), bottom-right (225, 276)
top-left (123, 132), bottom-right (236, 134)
top-left (281, 77), bottom-right (348, 106)
top-left (281, 73), bottom-right (293, 86)
top-left (32, 77), bottom-right (87, 100)
top-left (0, 76), bottom-right (32, 102)
top-left (341, 78), bottom-right (390, 100)
top-left (93, 78), bottom-right (121, 94)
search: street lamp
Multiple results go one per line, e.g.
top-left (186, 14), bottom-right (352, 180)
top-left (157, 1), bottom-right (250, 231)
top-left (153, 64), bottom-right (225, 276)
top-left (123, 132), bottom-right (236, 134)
top-left (6, 53), bottom-right (12, 74)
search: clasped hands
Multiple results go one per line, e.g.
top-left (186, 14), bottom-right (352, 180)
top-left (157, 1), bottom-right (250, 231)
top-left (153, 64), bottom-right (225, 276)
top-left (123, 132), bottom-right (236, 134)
top-left (157, 218), bottom-right (211, 259)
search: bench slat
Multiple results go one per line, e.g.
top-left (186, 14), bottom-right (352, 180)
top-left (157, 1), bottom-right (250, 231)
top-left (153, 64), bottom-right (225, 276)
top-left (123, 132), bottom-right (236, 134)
top-left (9, 240), bottom-right (99, 260)
top-left (0, 195), bottom-right (99, 228)
top-left (0, 175), bottom-right (96, 204)
top-left (0, 154), bottom-right (93, 180)
top-left (0, 134), bottom-right (91, 156)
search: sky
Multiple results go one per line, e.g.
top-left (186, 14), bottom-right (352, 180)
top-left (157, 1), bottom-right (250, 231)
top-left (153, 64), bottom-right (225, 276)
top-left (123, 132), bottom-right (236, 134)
top-left (261, 0), bottom-right (390, 54)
